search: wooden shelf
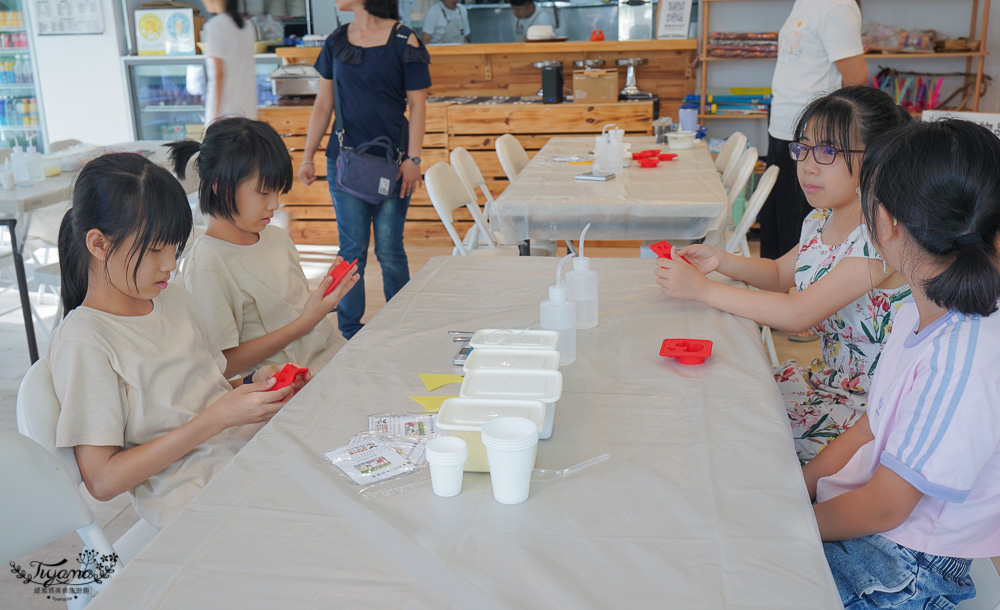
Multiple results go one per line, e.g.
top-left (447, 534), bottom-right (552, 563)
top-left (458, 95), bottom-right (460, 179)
top-left (701, 51), bottom-right (987, 61)
top-left (699, 113), bottom-right (768, 119)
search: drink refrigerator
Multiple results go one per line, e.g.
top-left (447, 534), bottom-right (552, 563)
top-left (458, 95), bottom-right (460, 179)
top-left (0, 4), bottom-right (45, 150)
top-left (124, 55), bottom-right (282, 141)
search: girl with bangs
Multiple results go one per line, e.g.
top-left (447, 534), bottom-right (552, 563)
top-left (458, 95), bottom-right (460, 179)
top-left (50, 153), bottom-right (299, 529)
top-left (655, 86), bottom-right (912, 463)
top-left (169, 117), bottom-right (358, 378)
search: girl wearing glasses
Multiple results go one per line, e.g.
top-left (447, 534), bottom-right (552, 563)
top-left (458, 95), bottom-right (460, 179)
top-left (655, 86), bottom-right (911, 463)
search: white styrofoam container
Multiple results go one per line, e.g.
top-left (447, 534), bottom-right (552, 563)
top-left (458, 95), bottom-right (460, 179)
top-left (463, 348), bottom-right (561, 373)
top-left (460, 369), bottom-right (563, 440)
top-left (469, 329), bottom-right (559, 350)
top-left (437, 398), bottom-right (545, 472)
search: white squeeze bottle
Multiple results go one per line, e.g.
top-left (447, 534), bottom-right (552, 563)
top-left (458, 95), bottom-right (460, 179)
top-left (540, 253), bottom-right (576, 366)
top-left (566, 223), bottom-right (597, 329)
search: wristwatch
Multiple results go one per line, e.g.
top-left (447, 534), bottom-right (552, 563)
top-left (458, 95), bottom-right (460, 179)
top-left (409, 157), bottom-right (421, 165)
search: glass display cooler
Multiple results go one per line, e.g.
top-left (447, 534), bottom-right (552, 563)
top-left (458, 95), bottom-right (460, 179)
top-left (0, 3), bottom-right (45, 150)
top-left (124, 55), bottom-right (282, 141)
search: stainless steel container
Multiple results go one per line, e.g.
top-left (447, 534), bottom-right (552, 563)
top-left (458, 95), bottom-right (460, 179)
top-left (269, 64), bottom-right (321, 96)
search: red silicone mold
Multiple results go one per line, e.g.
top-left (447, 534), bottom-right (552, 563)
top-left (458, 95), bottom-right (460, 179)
top-left (632, 149), bottom-right (661, 160)
top-left (658, 153), bottom-right (678, 161)
top-left (324, 259), bottom-right (358, 296)
top-left (637, 158), bottom-right (660, 168)
top-left (270, 364), bottom-right (309, 391)
top-left (648, 240), bottom-right (692, 264)
top-left (659, 339), bottom-right (714, 365)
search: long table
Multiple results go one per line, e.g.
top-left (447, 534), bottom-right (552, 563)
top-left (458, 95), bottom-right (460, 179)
top-left (0, 141), bottom-right (197, 363)
top-left (91, 257), bottom-right (841, 608)
top-left (491, 136), bottom-right (729, 245)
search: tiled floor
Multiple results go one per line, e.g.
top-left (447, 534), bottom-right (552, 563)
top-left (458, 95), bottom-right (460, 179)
top-left (2, 239), bottom-right (995, 607)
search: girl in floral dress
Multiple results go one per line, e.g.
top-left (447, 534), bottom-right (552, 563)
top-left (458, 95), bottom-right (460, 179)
top-left (654, 86), bottom-right (912, 462)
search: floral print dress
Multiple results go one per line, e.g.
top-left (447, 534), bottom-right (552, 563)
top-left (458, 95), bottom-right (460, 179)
top-left (777, 209), bottom-right (911, 463)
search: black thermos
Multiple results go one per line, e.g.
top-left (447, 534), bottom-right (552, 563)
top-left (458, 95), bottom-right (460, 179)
top-left (542, 65), bottom-right (564, 104)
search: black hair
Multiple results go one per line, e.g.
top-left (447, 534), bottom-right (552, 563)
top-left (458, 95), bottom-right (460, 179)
top-left (363, 0), bottom-right (400, 20)
top-left (224, 0), bottom-right (245, 28)
top-left (57, 153), bottom-right (192, 315)
top-left (167, 117), bottom-right (292, 223)
top-left (509, 0), bottom-right (532, 6)
top-left (860, 119), bottom-right (1000, 316)
top-left (793, 85), bottom-right (912, 175)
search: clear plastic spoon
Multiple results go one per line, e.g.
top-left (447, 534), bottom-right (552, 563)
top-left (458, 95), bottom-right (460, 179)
top-left (531, 453), bottom-right (610, 482)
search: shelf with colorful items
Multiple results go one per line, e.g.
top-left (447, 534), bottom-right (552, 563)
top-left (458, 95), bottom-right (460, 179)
top-left (696, 0), bottom-right (992, 120)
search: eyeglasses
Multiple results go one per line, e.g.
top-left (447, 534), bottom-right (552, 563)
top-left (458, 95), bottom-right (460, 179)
top-left (788, 142), bottom-right (864, 165)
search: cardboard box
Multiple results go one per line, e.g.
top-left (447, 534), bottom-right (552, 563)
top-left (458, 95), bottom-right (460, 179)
top-left (572, 69), bottom-right (619, 104)
top-left (135, 9), bottom-right (200, 55)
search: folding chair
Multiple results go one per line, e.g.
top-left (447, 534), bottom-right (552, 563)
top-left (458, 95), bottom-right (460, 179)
top-left (425, 162), bottom-right (517, 257)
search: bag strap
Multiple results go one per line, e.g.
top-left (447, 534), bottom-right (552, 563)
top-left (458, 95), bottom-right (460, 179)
top-left (350, 136), bottom-right (397, 162)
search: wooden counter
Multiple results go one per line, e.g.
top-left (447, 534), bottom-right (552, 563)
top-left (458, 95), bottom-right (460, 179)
top-left (267, 40), bottom-right (693, 245)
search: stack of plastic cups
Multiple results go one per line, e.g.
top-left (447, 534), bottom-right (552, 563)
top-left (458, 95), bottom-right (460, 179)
top-left (425, 437), bottom-right (468, 497)
top-left (481, 417), bottom-right (539, 504)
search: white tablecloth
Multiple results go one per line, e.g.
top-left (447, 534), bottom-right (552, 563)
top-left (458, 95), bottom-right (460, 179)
top-left (491, 137), bottom-right (729, 243)
top-left (92, 257), bottom-right (841, 609)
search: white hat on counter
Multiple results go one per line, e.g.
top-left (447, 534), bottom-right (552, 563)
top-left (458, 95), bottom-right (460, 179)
top-left (526, 25), bottom-right (555, 40)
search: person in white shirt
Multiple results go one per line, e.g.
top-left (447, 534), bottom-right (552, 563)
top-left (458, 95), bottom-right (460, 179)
top-left (759, 0), bottom-right (867, 262)
top-left (509, 0), bottom-right (555, 39)
top-left (202, 0), bottom-right (258, 125)
top-left (421, 0), bottom-right (470, 44)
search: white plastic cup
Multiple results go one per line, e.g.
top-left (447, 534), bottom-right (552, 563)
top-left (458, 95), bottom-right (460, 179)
top-left (0, 169), bottom-right (13, 190)
top-left (481, 417), bottom-right (539, 504)
top-left (425, 437), bottom-right (468, 497)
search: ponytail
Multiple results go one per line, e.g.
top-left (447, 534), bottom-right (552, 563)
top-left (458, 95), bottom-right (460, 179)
top-left (165, 139), bottom-right (201, 180)
top-left (57, 207), bottom-right (89, 315)
top-left (924, 235), bottom-right (1000, 315)
top-left (58, 153), bottom-right (192, 315)
top-left (861, 119), bottom-right (1000, 316)
top-left (225, 0), bottom-right (245, 28)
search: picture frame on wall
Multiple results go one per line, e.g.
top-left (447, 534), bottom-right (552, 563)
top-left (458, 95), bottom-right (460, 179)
top-left (656, 0), bottom-right (693, 39)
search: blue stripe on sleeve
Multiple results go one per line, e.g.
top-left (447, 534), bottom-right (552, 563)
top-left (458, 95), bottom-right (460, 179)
top-left (902, 323), bottom-right (961, 464)
top-left (913, 317), bottom-right (980, 471)
top-left (881, 451), bottom-right (970, 503)
top-left (899, 329), bottom-right (948, 462)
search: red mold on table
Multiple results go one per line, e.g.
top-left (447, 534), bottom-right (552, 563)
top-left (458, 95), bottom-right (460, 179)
top-left (637, 158), bottom-right (661, 168)
top-left (659, 339), bottom-right (714, 365)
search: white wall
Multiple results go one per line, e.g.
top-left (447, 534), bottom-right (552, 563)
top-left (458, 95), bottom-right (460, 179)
top-left (699, 0), bottom-right (1000, 153)
top-left (29, 0), bottom-right (132, 145)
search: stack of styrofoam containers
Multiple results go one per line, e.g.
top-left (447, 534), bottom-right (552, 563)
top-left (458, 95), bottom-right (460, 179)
top-left (456, 329), bottom-right (564, 441)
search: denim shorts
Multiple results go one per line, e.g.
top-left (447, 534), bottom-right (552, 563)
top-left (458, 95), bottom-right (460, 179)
top-left (825, 534), bottom-right (976, 609)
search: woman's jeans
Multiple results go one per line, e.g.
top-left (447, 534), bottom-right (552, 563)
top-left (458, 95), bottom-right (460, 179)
top-left (327, 157), bottom-right (410, 339)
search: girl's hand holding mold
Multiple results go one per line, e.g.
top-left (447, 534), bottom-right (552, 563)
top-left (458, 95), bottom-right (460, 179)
top-left (253, 362), bottom-right (312, 391)
top-left (206, 376), bottom-right (294, 430)
top-left (654, 257), bottom-right (713, 301)
top-left (673, 244), bottom-right (723, 275)
top-left (299, 256), bottom-right (360, 327)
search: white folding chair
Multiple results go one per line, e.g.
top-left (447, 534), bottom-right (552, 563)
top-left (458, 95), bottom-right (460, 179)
top-left (495, 133), bottom-right (529, 181)
top-left (450, 146), bottom-right (503, 251)
top-left (32, 261), bottom-right (62, 338)
top-left (715, 131), bottom-right (747, 181)
top-left (726, 165), bottom-right (778, 258)
top-left (425, 162), bottom-right (517, 257)
top-left (15, 361), bottom-right (159, 575)
top-left (494, 135), bottom-right (558, 256)
top-left (723, 146), bottom-right (759, 208)
top-left (958, 558), bottom-right (1000, 610)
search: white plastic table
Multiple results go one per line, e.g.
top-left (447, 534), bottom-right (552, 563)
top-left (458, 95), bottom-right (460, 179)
top-left (491, 136), bottom-right (729, 245)
top-left (0, 141), bottom-right (195, 363)
top-left (90, 257), bottom-right (841, 609)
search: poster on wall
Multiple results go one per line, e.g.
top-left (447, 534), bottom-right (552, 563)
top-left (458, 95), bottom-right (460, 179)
top-left (33, 0), bottom-right (104, 35)
top-left (656, 0), bottom-right (693, 39)
top-left (135, 9), bottom-right (196, 55)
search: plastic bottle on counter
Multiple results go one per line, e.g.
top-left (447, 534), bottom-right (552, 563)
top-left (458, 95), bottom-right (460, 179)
top-left (11, 146), bottom-right (31, 187)
top-left (27, 145), bottom-right (43, 181)
top-left (566, 223), bottom-right (598, 329)
top-left (540, 253), bottom-right (577, 366)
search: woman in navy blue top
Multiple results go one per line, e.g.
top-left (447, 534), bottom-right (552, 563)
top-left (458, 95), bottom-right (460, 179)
top-left (299, 0), bottom-right (431, 340)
